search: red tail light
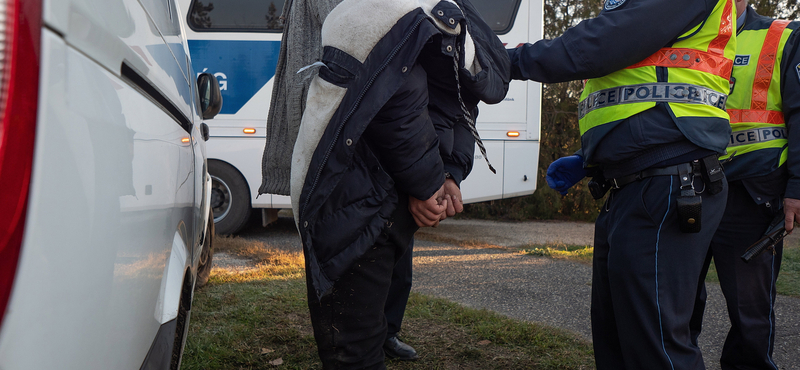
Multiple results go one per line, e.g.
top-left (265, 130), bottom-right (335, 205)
top-left (0, 0), bottom-right (41, 327)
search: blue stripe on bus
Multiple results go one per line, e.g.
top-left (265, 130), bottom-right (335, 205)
top-left (187, 40), bottom-right (281, 115)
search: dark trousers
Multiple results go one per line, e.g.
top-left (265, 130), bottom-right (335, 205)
top-left (385, 240), bottom-right (413, 338)
top-left (690, 181), bottom-right (782, 370)
top-left (592, 173), bottom-right (727, 370)
top-left (306, 231), bottom-right (400, 370)
top-left (306, 195), bottom-right (417, 370)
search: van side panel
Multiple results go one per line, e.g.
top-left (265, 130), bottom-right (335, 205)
top-left (0, 27), bottom-right (194, 370)
top-left (43, 0), bottom-right (194, 124)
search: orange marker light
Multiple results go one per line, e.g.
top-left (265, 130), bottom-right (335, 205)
top-left (507, 131), bottom-right (520, 137)
top-left (243, 128), bottom-right (256, 134)
top-left (181, 137), bottom-right (191, 143)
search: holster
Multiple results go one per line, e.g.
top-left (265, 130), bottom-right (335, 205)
top-left (588, 174), bottom-right (611, 200)
top-left (699, 155), bottom-right (724, 195)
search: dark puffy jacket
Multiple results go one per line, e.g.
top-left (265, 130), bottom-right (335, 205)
top-left (291, 0), bottom-right (510, 298)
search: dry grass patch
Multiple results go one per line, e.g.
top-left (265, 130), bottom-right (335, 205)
top-left (415, 232), bottom-right (506, 250)
top-left (520, 243), bottom-right (594, 264)
top-left (211, 235), bottom-right (305, 283)
top-left (214, 234), bottom-right (304, 266)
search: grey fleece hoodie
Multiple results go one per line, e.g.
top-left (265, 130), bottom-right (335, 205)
top-left (259, 0), bottom-right (343, 196)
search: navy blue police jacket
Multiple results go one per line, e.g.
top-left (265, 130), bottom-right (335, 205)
top-left (290, 0), bottom-right (510, 298)
top-left (508, 0), bottom-right (729, 177)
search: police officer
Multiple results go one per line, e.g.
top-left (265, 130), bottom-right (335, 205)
top-left (508, 0), bottom-right (736, 368)
top-left (689, 1), bottom-right (800, 368)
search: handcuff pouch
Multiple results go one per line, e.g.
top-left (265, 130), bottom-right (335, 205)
top-left (677, 164), bottom-right (702, 233)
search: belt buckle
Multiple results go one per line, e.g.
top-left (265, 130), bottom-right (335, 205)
top-left (611, 178), bottom-right (621, 189)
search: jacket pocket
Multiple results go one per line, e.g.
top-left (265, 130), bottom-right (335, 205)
top-left (311, 149), bottom-right (395, 264)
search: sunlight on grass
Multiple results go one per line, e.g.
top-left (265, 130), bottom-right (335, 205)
top-left (520, 243), bottom-right (594, 264)
top-left (415, 232), bottom-right (500, 250)
top-left (211, 235), bottom-right (305, 283)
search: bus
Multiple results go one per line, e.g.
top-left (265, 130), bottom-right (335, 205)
top-left (178, 0), bottom-right (544, 234)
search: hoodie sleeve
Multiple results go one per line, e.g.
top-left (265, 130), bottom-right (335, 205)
top-left (454, 0), bottom-right (511, 104)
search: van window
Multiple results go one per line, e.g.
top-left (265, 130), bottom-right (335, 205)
top-left (188, 0), bottom-right (284, 32)
top-left (471, 0), bottom-right (521, 35)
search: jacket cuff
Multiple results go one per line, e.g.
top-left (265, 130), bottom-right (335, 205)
top-left (507, 47), bottom-right (525, 81)
top-left (443, 163), bottom-right (465, 187)
top-left (395, 149), bottom-right (445, 201)
top-left (784, 178), bottom-right (800, 200)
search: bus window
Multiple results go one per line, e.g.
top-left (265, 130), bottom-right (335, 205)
top-left (471, 0), bottom-right (521, 35)
top-left (188, 0), bottom-right (284, 32)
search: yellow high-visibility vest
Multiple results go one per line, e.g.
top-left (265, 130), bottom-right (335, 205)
top-left (578, 0), bottom-right (736, 157)
top-left (723, 18), bottom-right (792, 178)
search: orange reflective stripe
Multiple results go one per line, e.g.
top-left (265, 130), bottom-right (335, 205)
top-left (708, 0), bottom-right (734, 56)
top-left (750, 20), bottom-right (791, 111)
top-left (627, 48), bottom-right (733, 78)
top-left (728, 109), bottom-right (785, 124)
top-left (627, 0), bottom-right (734, 79)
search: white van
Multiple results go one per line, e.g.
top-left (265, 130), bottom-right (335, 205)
top-left (179, 0), bottom-right (544, 234)
top-left (0, 0), bottom-right (221, 369)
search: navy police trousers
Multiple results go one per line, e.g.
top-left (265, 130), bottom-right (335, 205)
top-left (690, 181), bottom-right (782, 370)
top-left (592, 172), bottom-right (727, 369)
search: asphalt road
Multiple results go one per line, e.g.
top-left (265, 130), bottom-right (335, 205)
top-left (236, 216), bottom-right (800, 369)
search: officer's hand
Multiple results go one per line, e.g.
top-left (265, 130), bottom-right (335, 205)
top-left (409, 185), bottom-right (448, 227)
top-left (784, 198), bottom-right (800, 232)
top-left (442, 179), bottom-right (463, 217)
top-left (546, 155), bottom-right (587, 196)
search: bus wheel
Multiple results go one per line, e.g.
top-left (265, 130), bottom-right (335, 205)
top-left (208, 160), bottom-right (251, 235)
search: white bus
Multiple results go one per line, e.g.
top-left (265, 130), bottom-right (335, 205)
top-left (178, 0), bottom-right (544, 234)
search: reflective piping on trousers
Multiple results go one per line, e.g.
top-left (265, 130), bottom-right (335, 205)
top-left (655, 176), bottom-right (676, 370)
top-left (767, 254), bottom-right (778, 370)
top-left (578, 83), bottom-right (728, 119)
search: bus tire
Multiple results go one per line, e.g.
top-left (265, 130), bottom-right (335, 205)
top-left (208, 160), bottom-right (251, 235)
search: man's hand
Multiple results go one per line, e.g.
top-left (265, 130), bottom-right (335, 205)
top-left (409, 185), bottom-right (448, 227)
top-left (443, 178), bottom-right (464, 217)
top-left (784, 198), bottom-right (800, 232)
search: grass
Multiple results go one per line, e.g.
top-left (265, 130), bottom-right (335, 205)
top-left (414, 232), bottom-right (500, 250)
top-left (182, 232), bottom-right (800, 368)
top-left (414, 233), bottom-right (596, 264)
top-left (182, 237), bottom-right (595, 369)
top-left (520, 243), bottom-right (594, 264)
top-left (778, 240), bottom-right (800, 297)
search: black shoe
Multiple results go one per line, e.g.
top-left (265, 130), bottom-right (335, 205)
top-left (383, 336), bottom-right (418, 361)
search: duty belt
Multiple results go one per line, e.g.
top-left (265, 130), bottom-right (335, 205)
top-left (608, 162), bottom-right (697, 189)
top-left (578, 83), bottom-right (728, 119)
